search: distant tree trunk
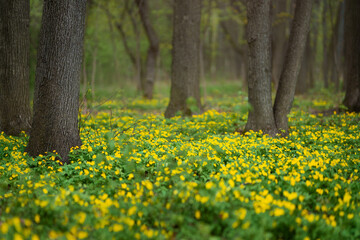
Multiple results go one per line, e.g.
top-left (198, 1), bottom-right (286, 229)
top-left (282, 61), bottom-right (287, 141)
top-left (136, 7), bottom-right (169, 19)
top-left (91, 47), bottom-right (98, 100)
top-left (244, 0), bottom-right (278, 136)
top-left (81, 54), bottom-right (88, 111)
top-left (343, 0), bottom-right (360, 112)
top-left (273, 0), bottom-right (313, 133)
top-left (165, 0), bottom-right (202, 118)
top-left (308, 0), bottom-right (321, 90)
top-left (271, 0), bottom-right (288, 90)
top-left (296, 34), bottom-right (311, 94)
top-left (0, 0), bottom-right (31, 136)
top-left (218, 10), bottom-right (248, 90)
top-left (135, 0), bottom-right (160, 99)
top-left (328, 1), bottom-right (345, 90)
top-left (26, 0), bottom-right (86, 163)
top-left (322, 1), bottom-right (329, 88)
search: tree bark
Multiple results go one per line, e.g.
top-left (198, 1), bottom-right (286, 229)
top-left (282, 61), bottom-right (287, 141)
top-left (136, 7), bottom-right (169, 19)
top-left (26, 0), bottom-right (86, 163)
top-left (0, 0), bottom-right (31, 136)
top-left (135, 0), bottom-right (160, 99)
top-left (322, 1), bottom-right (329, 88)
top-left (271, 0), bottom-right (288, 90)
top-left (273, 0), bottom-right (313, 133)
top-left (328, 1), bottom-right (344, 90)
top-left (165, 0), bottom-right (202, 118)
top-left (296, 34), bottom-right (311, 94)
top-left (244, 0), bottom-right (277, 136)
top-left (343, 0), bottom-right (360, 112)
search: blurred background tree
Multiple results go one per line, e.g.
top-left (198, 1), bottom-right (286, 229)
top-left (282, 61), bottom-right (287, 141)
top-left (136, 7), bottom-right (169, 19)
top-left (27, 0), bottom-right (347, 99)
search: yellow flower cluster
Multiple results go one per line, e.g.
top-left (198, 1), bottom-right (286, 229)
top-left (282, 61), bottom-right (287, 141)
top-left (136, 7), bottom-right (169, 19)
top-left (0, 97), bottom-right (359, 239)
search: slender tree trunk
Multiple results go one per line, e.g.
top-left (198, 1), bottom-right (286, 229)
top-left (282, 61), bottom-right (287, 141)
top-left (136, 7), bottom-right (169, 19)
top-left (329, 1), bottom-right (344, 90)
top-left (271, 0), bottom-right (288, 90)
top-left (296, 34), bottom-right (311, 94)
top-left (273, 0), bottom-right (313, 133)
top-left (309, 0), bottom-right (320, 90)
top-left (165, 0), bottom-right (202, 118)
top-left (91, 47), bottom-right (98, 100)
top-left (26, 0), bottom-right (86, 163)
top-left (244, 0), bottom-right (278, 136)
top-left (0, 0), bottom-right (31, 136)
top-left (343, 0), bottom-right (360, 112)
top-left (322, 1), bottom-right (329, 88)
top-left (135, 0), bottom-right (159, 99)
top-left (81, 55), bottom-right (88, 111)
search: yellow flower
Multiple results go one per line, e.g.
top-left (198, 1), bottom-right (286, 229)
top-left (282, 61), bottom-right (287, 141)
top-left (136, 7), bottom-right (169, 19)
top-left (221, 211), bottom-right (229, 220)
top-left (343, 192), bottom-right (351, 204)
top-left (1, 222), bottom-right (9, 234)
top-left (34, 214), bottom-right (40, 223)
top-left (14, 233), bottom-right (23, 240)
top-left (128, 206), bottom-right (137, 216)
top-left (112, 224), bottom-right (124, 232)
top-left (316, 188), bottom-right (323, 195)
top-left (76, 212), bottom-right (86, 224)
top-left (31, 235), bottom-right (40, 240)
top-left (205, 181), bottom-right (213, 189)
top-left (273, 208), bottom-right (285, 217)
top-left (195, 210), bottom-right (201, 219)
top-left (242, 221), bottom-right (250, 229)
top-left (78, 231), bottom-right (88, 239)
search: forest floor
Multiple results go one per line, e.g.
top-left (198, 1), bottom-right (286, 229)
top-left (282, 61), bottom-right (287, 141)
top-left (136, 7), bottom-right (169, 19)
top-left (1, 82), bottom-right (359, 239)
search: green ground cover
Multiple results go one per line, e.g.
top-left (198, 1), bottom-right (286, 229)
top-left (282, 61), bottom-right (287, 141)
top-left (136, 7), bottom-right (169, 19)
top-left (0, 87), bottom-right (359, 240)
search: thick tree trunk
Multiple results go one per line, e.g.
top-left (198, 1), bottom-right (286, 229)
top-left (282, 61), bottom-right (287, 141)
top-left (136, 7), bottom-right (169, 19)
top-left (26, 0), bottom-right (86, 163)
top-left (273, 0), bottom-right (313, 133)
top-left (0, 0), bottom-right (31, 136)
top-left (165, 0), bottom-right (202, 118)
top-left (343, 0), bottom-right (360, 111)
top-left (135, 0), bottom-right (159, 99)
top-left (244, 0), bottom-right (278, 136)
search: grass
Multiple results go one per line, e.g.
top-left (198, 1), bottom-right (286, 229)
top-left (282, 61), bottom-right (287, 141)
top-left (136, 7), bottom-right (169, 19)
top-left (0, 83), bottom-right (359, 240)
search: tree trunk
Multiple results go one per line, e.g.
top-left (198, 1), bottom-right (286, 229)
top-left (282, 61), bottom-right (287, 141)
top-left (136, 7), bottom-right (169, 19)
top-left (273, 0), bottom-right (313, 133)
top-left (296, 34), bottom-right (311, 94)
top-left (343, 0), bottom-right (360, 112)
top-left (328, 1), bottom-right (345, 90)
top-left (165, 0), bottom-right (202, 118)
top-left (271, 0), bottom-right (288, 91)
top-left (0, 0), bottom-right (31, 136)
top-left (135, 0), bottom-right (160, 99)
top-left (322, 1), bottom-right (329, 88)
top-left (26, 0), bottom-right (86, 163)
top-left (244, 0), bottom-right (278, 136)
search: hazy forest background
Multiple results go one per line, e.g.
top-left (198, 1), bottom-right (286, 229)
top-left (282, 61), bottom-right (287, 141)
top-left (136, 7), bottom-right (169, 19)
top-left (28, 0), bottom-right (344, 98)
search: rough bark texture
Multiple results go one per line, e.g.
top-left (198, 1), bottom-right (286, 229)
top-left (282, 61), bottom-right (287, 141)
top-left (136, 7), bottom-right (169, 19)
top-left (165, 0), bottom-right (202, 118)
top-left (273, 0), bottom-right (313, 133)
top-left (244, 0), bottom-right (278, 136)
top-left (136, 0), bottom-right (160, 99)
top-left (343, 0), bottom-right (360, 112)
top-left (26, 0), bottom-right (86, 163)
top-left (0, 0), bottom-right (31, 136)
